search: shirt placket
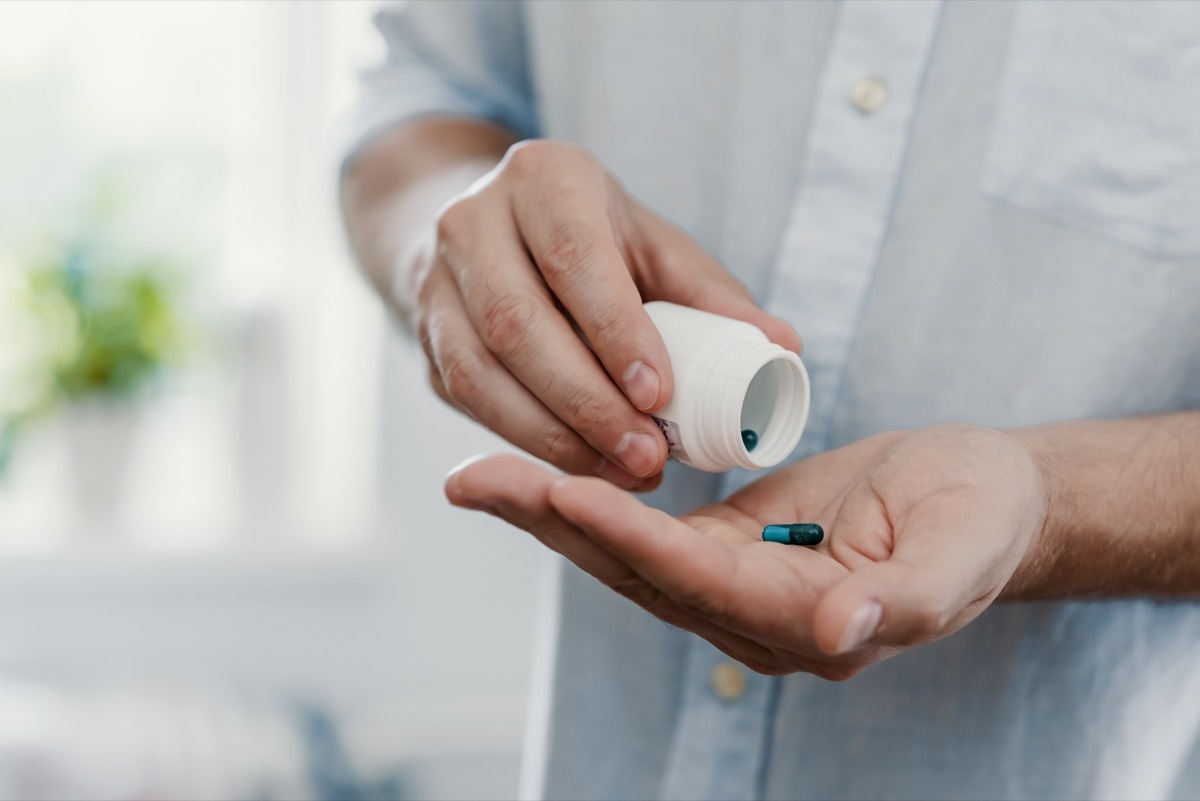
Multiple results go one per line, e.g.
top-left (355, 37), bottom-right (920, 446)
top-left (663, 5), bottom-right (944, 800)
top-left (658, 641), bottom-right (778, 801)
top-left (720, 0), bottom-right (944, 499)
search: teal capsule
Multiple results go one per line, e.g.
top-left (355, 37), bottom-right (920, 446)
top-left (741, 428), bottom-right (759, 452)
top-left (761, 523), bottom-right (824, 546)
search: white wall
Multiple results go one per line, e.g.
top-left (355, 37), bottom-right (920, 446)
top-left (0, 3), bottom-right (549, 797)
top-left (0, 333), bottom-right (546, 800)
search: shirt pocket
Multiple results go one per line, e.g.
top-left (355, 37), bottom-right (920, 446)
top-left (983, 1), bottom-right (1200, 259)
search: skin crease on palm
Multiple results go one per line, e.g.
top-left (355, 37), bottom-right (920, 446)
top-left (445, 424), bottom-right (1047, 680)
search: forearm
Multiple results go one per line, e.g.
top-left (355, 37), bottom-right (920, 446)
top-left (340, 116), bottom-right (518, 319)
top-left (1006, 410), bottom-right (1200, 600)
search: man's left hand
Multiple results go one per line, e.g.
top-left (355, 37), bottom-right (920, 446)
top-left (445, 424), bottom-right (1048, 679)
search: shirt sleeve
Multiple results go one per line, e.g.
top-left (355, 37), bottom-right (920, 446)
top-left (343, 0), bottom-right (538, 165)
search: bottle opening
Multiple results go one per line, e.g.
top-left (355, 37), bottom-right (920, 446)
top-left (738, 355), bottom-right (809, 467)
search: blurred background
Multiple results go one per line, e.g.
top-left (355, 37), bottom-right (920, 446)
top-left (0, 2), bottom-right (543, 798)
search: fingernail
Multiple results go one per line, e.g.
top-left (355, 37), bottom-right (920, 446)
top-left (837, 601), bottom-right (882, 654)
top-left (444, 471), bottom-right (479, 507)
top-left (616, 431), bottom-right (659, 477)
top-left (622, 362), bottom-right (660, 411)
top-left (445, 477), bottom-right (482, 510)
top-left (445, 454), bottom-right (487, 480)
top-left (593, 457), bottom-right (639, 489)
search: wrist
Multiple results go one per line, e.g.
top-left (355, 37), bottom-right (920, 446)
top-left (342, 118), bottom-right (512, 325)
top-left (999, 425), bottom-right (1065, 601)
top-left (380, 158), bottom-right (499, 330)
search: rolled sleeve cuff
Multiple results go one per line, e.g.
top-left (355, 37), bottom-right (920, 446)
top-left (340, 62), bottom-right (535, 172)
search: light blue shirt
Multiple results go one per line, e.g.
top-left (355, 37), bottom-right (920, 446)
top-left (347, 2), bottom-right (1200, 798)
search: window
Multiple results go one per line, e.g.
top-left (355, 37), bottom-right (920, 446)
top-left (0, 1), bottom-right (387, 550)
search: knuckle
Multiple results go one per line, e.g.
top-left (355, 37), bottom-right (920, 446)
top-left (589, 300), bottom-right (633, 349)
top-left (433, 198), bottom-right (476, 245)
top-left (505, 139), bottom-right (557, 177)
top-left (539, 222), bottom-right (598, 283)
top-left (506, 139), bottom-right (601, 185)
top-left (540, 425), bottom-right (577, 469)
top-left (479, 293), bottom-right (539, 353)
top-left (640, 238), bottom-right (681, 279)
top-left (439, 346), bottom-right (486, 408)
top-left (560, 384), bottom-right (607, 430)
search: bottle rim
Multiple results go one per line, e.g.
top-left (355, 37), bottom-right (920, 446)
top-left (695, 337), bottom-right (810, 470)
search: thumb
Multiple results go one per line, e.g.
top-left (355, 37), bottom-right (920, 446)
top-left (629, 204), bottom-right (803, 354)
top-left (812, 491), bottom-right (1015, 656)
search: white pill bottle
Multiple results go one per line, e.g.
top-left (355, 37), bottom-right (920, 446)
top-left (644, 301), bottom-right (810, 473)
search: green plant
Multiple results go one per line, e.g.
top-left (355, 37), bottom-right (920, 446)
top-left (34, 254), bottom-right (190, 398)
top-left (0, 239), bottom-right (197, 475)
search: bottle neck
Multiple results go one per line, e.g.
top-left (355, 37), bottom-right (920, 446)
top-left (693, 335), bottom-right (784, 470)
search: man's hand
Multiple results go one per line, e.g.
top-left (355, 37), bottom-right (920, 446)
top-left (444, 424), bottom-right (1048, 679)
top-left (410, 138), bottom-right (799, 490)
top-left (343, 120), bottom-right (800, 492)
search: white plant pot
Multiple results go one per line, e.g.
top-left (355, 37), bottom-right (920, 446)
top-left (65, 398), bottom-right (142, 526)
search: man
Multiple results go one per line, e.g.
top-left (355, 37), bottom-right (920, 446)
top-left (341, 2), bottom-right (1200, 798)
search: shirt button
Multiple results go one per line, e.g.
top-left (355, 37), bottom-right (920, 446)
top-left (710, 662), bottom-right (747, 702)
top-left (849, 75), bottom-right (889, 114)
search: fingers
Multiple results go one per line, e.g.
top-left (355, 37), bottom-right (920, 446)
top-left (547, 473), bottom-right (831, 646)
top-left (445, 455), bottom-right (776, 663)
top-left (550, 474), bottom-right (861, 663)
top-left (812, 487), bottom-right (1013, 656)
top-left (629, 203), bottom-right (804, 354)
top-left (424, 139), bottom-right (801, 487)
top-left (436, 200), bottom-right (667, 480)
top-left (446, 454), bottom-right (637, 581)
top-left (419, 264), bottom-right (647, 489)
top-left (510, 159), bottom-right (673, 414)
top-left (550, 474), bottom-right (741, 615)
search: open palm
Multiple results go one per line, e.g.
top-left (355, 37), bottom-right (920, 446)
top-left (447, 424), bottom-right (1046, 678)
